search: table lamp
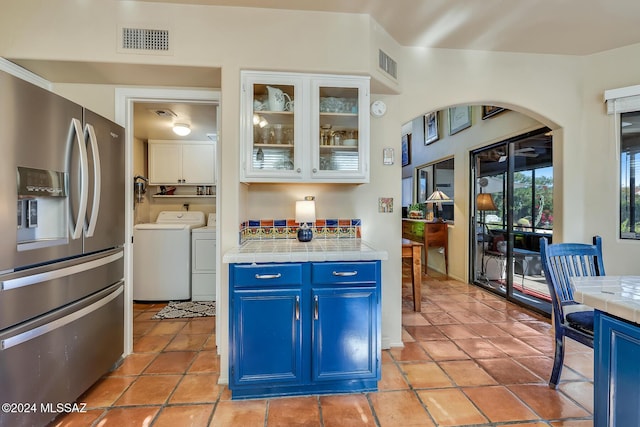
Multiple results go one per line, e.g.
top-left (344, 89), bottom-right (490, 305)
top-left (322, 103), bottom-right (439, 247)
top-left (296, 196), bottom-right (316, 242)
top-left (425, 189), bottom-right (451, 221)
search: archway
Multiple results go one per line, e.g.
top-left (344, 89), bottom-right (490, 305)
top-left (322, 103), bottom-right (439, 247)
top-left (401, 103), bottom-right (558, 314)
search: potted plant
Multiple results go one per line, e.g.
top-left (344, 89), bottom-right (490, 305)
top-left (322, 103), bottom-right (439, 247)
top-left (408, 203), bottom-right (424, 219)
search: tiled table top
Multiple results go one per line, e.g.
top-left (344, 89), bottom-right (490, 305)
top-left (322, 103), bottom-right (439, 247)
top-left (222, 239), bottom-right (388, 264)
top-left (571, 276), bottom-right (640, 324)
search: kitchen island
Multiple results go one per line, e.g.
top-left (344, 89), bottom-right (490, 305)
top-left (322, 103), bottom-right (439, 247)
top-left (571, 276), bottom-right (640, 427)
top-left (223, 239), bottom-right (387, 399)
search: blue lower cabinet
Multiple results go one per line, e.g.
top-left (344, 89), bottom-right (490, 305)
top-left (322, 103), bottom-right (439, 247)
top-left (229, 261), bottom-right (381, 399)
top-left (595, 310), bottom-right (640, 427)
top-left (312, 287), bottom-right (378, 381)
top-left (232, 289), bottom-right (302, 385)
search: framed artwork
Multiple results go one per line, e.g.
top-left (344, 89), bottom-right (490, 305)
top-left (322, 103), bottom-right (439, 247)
top-left (401, 133), bottom-right (411, 166)
top-left (424, 111), bottom-right (439, 145)
top-left (449, 106), bottom-right (472, 135)
top-left (482, 105), bottom-right (507, 120)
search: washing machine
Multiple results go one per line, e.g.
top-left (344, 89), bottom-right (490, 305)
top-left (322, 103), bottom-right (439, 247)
top-left (191, 213), bottom-right (216, 301)
top-left (133, 211), bottom-right (205, 301)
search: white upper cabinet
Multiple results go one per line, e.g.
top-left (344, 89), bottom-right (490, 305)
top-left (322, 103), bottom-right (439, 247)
top-left (149, 140), bottom-right (216, 185)
top-left (240, 71), bottom-right (370, 183)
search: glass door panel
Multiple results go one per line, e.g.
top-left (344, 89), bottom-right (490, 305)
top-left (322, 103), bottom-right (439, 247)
top-left (251, 83), bottom-right (296, 173)
top-left (474, 147), bottom-right (507, 296)
top-left (317, 86), bottom-right (360, 173)
top-left (471, 128), bottom-right (553, 314)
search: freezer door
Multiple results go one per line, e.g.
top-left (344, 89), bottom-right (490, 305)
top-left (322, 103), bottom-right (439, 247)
top-left (83, 109), bottom-right (125, 254)
top-left (0, 248), bottom-right (123, 331)
top-left (0, 70), bottom-right (84, 271)
top-left (0, 282), bottom-right (124, 427)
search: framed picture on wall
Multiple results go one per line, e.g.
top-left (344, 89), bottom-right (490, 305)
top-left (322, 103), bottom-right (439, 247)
top-left (482, 105), bottom-right (507, 120)
top-left (402, 133), bottom-right (411, 166)
top-left (448, 106), bottom-right (472, 135)
top-left (424, 111), bottom-right (439, 145)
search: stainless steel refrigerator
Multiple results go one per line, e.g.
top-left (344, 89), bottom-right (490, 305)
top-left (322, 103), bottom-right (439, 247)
top-left (0, 69), bottom-right (125, 427)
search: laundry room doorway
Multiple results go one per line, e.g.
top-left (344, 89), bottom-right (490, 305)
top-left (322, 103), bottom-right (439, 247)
top-left (115, 87), bottom-right (221, 355)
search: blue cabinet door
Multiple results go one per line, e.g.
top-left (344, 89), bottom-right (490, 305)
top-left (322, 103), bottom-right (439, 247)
top-left (595, 310), bottom-right (640, 427)
top-left (311, 287), bottom-right (378, 381)
top-left (232, 289), bottom-right (302, 385)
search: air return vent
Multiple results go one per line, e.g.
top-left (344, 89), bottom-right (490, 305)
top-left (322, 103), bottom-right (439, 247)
top-left (378, 49), bottom-right (398, 79)
top-left (121, 27), bottom-right (170, 52)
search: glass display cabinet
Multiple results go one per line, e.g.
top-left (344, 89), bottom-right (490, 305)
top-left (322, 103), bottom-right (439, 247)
top-left (240, 71), bottom-right (369, 183)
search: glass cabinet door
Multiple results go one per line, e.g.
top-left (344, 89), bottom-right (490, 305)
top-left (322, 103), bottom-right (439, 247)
top-left (311, 78), bottom-right (369, 181)
top-left (241, 73), bottom-right (303, 180)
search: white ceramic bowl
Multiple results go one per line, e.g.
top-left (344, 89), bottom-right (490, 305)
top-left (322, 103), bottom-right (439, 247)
top-left (343, 139), bottom-right (358, 146)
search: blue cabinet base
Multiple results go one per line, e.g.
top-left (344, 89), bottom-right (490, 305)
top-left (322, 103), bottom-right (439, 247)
top-left (231, 378), bottom-right (378, 400)
top-left (230, 261), bottom-right (381, 400)
top-left (595, 310), bottom-right (640, 427)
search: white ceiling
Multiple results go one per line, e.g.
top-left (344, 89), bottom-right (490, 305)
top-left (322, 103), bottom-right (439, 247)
top-left (135, 0), bottom-right (640, 55)
top-left (133, 101), bottom-right (218, 142)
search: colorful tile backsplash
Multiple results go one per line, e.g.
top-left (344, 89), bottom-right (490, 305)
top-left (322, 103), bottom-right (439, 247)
top-left (240, 218), bottom-right (362, 244)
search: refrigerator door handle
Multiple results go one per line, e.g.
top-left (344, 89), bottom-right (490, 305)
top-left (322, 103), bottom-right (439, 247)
top-left (0, 251), bottom-right (123, 291)
top-left (0, 284), bottom-right (123, 350)
top-left (68, 118), bottom-right (89, 240)
top-left (84, 123), bottom-right (101, 237)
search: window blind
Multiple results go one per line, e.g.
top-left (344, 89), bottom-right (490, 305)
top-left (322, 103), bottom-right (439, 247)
top-left (605, 84), bottom-right (640, 114)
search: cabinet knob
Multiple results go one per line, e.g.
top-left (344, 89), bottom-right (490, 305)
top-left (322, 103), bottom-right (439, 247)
top-left (296, 168), bottom-right (301, 173)
top-left (312, 168), bottom-right (317, 173)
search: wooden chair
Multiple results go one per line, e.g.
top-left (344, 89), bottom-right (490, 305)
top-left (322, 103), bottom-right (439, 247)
top-left (402, 238), bottom-right (423, 311)
top-left (540, 235), bottom-right (605, 388)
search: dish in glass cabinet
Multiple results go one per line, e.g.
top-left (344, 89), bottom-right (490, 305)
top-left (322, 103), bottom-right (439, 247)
top-left (342, 139), bottom-right (357, 146)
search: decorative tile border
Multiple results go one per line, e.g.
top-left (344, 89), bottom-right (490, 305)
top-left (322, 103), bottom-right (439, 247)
top-left (239, 218), bottom-right (362, 244)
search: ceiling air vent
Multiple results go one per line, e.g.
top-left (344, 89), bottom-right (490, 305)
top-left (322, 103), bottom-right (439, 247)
top-left (378, 49), bottom-right (398, 80)
top-left (150, 108), bottom-right (177, 118)
top-left (121, 27), bottom-right (171, 54)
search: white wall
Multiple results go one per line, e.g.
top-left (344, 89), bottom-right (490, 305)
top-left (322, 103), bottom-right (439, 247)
top-left (4, 0), bottom-right (640, 385)
top-left (582, 44), bottom-right (640, 274)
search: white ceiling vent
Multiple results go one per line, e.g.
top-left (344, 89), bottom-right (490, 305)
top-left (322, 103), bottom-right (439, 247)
top-left (378, 49), bottom-right (398, 80)
top-left (149, 108), bottom-right (177, 118)
top-left (119, 27), bottom-right (172, 55)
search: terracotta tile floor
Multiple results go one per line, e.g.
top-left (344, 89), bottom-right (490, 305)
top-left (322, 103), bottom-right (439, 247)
top-left (50, 268), bottom-right (594, 426)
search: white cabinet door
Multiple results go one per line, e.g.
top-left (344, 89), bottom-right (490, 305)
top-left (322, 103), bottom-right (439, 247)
top-left (149, 140), bottom-right (215, 185)
top-left (310, 76), bottom-right (370, 182)
top-left (183, 144), bottom-right (216, 184)
top-left (149, 143), bottom-right (182, 184)
top-left (240, 72), bottom-right (304, 182)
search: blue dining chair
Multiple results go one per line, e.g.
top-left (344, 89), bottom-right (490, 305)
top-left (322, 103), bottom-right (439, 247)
top-left (540, 235), bottom-right (605, 389)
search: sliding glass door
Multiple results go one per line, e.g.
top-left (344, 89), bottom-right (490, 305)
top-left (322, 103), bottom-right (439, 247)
top-left (471, 128), bottom-right (553, 314)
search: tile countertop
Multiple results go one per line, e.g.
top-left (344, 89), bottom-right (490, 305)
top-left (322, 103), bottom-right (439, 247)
top-left (222, 239), bottom-right (389, 264)
top-left (571, 276), bottom-right (640, 324)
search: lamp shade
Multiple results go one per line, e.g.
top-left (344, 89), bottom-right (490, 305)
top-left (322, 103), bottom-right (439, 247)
top-left (295, 200), bottom-right (316, 224)
top-left (476, 193), bottom-right (497, 211)
top-left (425, 190), bottom-right (450, 203)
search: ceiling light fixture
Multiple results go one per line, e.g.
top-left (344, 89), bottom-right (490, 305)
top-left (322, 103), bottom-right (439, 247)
top-left (172, 123), bottom-right (191, 136)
